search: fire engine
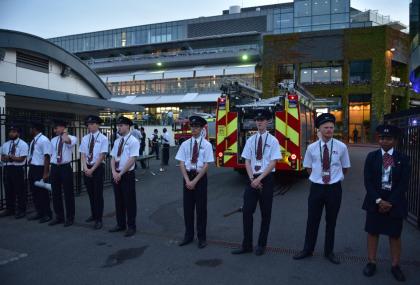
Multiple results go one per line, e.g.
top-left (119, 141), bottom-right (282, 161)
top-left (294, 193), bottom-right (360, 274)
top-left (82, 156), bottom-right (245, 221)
top-left (173, 114), bottom-right (216, 146)
top-left (215, 79), bottom-right (316, 172)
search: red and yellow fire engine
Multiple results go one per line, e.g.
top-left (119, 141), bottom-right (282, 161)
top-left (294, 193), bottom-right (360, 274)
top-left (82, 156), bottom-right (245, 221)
top-left (215, 80), bottom-right (315, 172)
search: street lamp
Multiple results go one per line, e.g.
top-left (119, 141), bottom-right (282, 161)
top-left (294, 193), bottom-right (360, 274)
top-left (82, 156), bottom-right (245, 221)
top-left (156, 62), bottom-right (163, 67)
top-left (241, 54), bottom-right (249, 61)
top-left (390, 48), bottom-right (396, 52)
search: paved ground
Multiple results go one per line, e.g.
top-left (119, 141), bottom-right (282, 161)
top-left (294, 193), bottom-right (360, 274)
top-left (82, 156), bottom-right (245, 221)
top-left (0, 146), bottom-right (419, 285)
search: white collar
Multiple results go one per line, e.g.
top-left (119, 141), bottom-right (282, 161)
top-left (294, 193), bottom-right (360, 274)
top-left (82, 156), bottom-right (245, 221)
top-left (121, 132), bottom-right (130, 139)
top-left (90, 130), bottom-right (100, 136)
top-left (192, 136), bottom-right (201, 142)
top-left (256, 131), bottom-right (268, 138)
top-left (320, 138), bottom-right (333, 146)
top-left (33, 133), bottom-right (42, 140)
top-left (381, 148), bottom-right (394, 156)
top-left (12, 138), bottom-right (20, 143)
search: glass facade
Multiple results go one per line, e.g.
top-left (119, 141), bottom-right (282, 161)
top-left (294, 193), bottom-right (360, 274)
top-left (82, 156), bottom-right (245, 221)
top-left (49, 21), bottom-right (187, 53)
top-left (300, 65), bottom-right (343, 84)
top-left (349, 60), bottom-right (372, 84)
top-left (107, 74), bottom-right (260, 96)
top-left (50, 1), bottom-right (356, 53)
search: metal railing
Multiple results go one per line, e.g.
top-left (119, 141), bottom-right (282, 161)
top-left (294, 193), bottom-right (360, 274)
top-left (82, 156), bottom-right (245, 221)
top-left (384, 109), bottom-right (420, 228)
top-left (0, 111), bottom-right (117, 210)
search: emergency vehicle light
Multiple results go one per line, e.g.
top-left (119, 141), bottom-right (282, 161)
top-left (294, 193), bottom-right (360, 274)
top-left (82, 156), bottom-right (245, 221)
top-left (288, 94), bottom-right (298, 101)
top-left (218, 152), bottom-right (223, 158)
top-left (290, 154), bottom-right (297, 160)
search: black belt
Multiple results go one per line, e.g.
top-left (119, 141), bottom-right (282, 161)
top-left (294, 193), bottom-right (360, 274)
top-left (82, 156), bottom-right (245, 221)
top-left (52, 162), bottom-right (71, 167)
top-left (312, 181), bottom-right (341, 188)
top-left (4, 164), bottom-right (24, 167)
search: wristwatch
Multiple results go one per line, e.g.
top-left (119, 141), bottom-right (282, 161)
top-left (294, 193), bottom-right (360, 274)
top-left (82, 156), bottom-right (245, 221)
top-left (375, 198), bottom-right (382, 204)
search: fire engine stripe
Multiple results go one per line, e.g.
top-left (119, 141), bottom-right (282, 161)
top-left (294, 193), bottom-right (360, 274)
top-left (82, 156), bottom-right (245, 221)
top-left (288, 108), bottom-right (299, 120)
top-left (217, 110), bottom-right (226, 126)
top-left (287, 126), bottom-right (299, 147)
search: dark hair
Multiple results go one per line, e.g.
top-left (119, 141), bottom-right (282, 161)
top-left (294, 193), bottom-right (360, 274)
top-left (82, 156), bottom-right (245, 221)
top-left (163, 128), bottom-right (167, 132)
top-left (140, 127), bottom-right (144, 131)
top-left (154, 129), bottom-right (158, 132)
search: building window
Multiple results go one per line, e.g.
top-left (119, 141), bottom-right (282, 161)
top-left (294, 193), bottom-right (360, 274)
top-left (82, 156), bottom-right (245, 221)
top-left (281, 13), bottom-right (294, 28)
top-left (331, 13), bottom-right (349, 23)
top-left (295, 0), bottom-right (311, 17)
top-left (350, 60), bottom-right (372, 84)
top-left (312, 15), bottom-right (331, 25)
top-left (331, 0), bottom-right (349, 14)
top-left (295, 16), bottom-right (311, 27)
top-left (300, 66), bottom-right (342, 84)
top-left (312, 0), bottom-right (330, 16)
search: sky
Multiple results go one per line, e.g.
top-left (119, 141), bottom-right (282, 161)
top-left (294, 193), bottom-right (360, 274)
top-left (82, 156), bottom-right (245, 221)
top-left (0, 0), bottom-right (411, 38)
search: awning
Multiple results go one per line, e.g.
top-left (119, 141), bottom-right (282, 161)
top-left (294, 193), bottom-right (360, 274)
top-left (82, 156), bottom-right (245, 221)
top-left (110, 92), bottom-right (220, 105)
top-left (102, 73), bottom-right (134, 83)
top-left (224, 64), bottom-right (256, 75)
top-left (164, 69), bottom-right (194, 79)
top-left (134, 72), bottom-right (164, 80)
top-left (195, 66), bottom-right (225, 77)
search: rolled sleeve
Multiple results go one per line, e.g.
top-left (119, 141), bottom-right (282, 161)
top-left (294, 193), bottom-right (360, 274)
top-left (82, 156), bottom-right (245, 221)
top-left (129, 140), bottom-right (140, 157)
top-left (241, 140), bottom-right (252, 160)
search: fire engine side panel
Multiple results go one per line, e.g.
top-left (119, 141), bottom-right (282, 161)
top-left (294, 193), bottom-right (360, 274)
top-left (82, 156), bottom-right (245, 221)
top-left (216, 104), bottom-right (227, 167)
top-left (286, 104), bottom-right (301, 170)
top-left (223, 112), bottom-right (239, 167)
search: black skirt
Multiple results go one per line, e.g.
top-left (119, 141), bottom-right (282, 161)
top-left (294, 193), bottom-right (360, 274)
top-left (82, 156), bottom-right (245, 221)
top-left (365, 211), bottom-right (403, 238)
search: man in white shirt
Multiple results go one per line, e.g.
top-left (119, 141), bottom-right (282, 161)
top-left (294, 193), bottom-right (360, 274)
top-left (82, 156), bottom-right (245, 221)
top-left (49, 120), bottom-right (78, 227)
top-left (160, 127), bottom-right (171, 172)
top-left (109, 116), bottom-right (140, 237)
top-left (294, 113), bottom-right (351, 264)
top-left (149, 129), bottom-right (160, 160)
top-left (80, 115), bottom-right (109, 230)
top-left (27, 121), bottom-right (53, 224)
top-left (231, 109), bottom-right (281, 256)
top-left (175, 116), bottom-right (214, 249)
top-left (0, 125), bottom-right (28, 219)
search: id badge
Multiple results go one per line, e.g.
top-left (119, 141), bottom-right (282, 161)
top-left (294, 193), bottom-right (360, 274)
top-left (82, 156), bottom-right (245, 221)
top-left (191, 163), bottom-right (197, 170)
top-left (322, 171), bottom-right (330, 177)
top-left (254, 160), bottom-right (262, 172)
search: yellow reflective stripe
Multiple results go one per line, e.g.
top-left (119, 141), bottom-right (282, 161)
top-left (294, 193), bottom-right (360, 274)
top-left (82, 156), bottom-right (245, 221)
top-left (288, 108), bottom-right (298, 120)
top-left (226, 117), bottom-right (237, 137)
top-left (287, 125), bottom-right (299, 147)
top-left (275, 117), bottom-right (286, 136)
top-left (217, 110), bottom-right (226, 121)
top-left (226, 142), bottom-right (237, 152)
top-left (223, 155), bottom-right (233, 164)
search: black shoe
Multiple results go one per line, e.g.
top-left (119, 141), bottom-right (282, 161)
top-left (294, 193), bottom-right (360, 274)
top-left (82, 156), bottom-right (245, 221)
top-left (27, 213), bottom-right (42, 221)
top-left (48, 219), bottom-right (64, 226)
top-left (391, 265), bottom-right (406, 282)
top-left (255, 246), bottom-right (266, 256)
top-left (178, 239), bottom-right (193, 247)
top-left (0, 209), bottom-right (14, 217)
top-left (85, 216), bottom-right (94, 223)
top-left (15, 212), bottom-right (26, 219)
top-left (293, 250), bottom-right (313, 260)
top-left (64, 219), bottom-right (74, 227)
top-left (39, 216), bottom-right (52, 224)
top-left (363, 262), bottom-right (377, 277)
top-left (124, 228), bottom-right (136, 237)
top-left (325, 253), bottom-right (340, 265)
top-left (94, 221), bottom-right (103, 230)
top-left (109, 226), bottom-right (126, 233)
top-left (231, 247), bottom-right (253, 255)
top-left (198, 240), bottom-right (207, 249)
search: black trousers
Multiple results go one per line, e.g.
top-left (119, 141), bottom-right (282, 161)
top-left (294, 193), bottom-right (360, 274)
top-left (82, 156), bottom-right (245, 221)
top-left (183, 171), bottom-right (207, 241)
top-left (149, 143), bottom-right (160, 159)
top-left (4, 166), bottom-right (26, 213)
top-left (51, 164), bottom-right (75, 221)
top-left (84, 164), bottom-right (104, 222)
top-left (139, 143), bottom-right (146, 169)
top-left (113, 170), bottom-right (137, 229)
top-left (303, 182), bottom-right (342, 255)
top-left (242, 173), bottom-right (274, 249)
top-left (161, 144), bottom-right (170, 166)
top-left (28, 165), bottom-right (52, 217)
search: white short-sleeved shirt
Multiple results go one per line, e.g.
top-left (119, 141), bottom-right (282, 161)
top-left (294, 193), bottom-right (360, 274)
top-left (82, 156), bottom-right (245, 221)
top-left (150, 133), bottom-right (159, 143)
top-left (131, 129), bottom-right (142, 141)
top-left (303, 138), bottom-right (351, 184)
top-left (241, 131), bottom-right (282, 175)
top-left (79, 131), bottom-right (109, 165)
top-left (1, 138), bottom-right (29, 166)
top-left (111, 133), bottom-right (140, 171)
top-left (175, 136), bottom-right (214, 171)
top-left (161, 133), bottom-right (171, 145)
top-left (29, 133), bottom-right (52, 166)
top-left (51, 135), bottom-right (78, 165)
